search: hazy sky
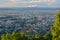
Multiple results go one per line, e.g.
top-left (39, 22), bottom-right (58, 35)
top-left (0, 0), bottom-right (60, 8)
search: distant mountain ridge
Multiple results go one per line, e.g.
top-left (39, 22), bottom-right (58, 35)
top-left (0, 7), bottom-right (60, 10)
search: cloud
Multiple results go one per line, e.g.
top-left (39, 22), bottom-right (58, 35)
top-left (0, 0), bottom-right (56, 7)
top-left (9, 0), bottom-right (41, 4)
top-left (9, 0), bottom-right (55, 4)
top-left (0, 3), bottom-right (16, 7)
top-left (22, 5), bottom-right (37, 7)
top-left (46, 0), bottom-right (56, 5)
top-left (10, 0), bottom-right (17, 3)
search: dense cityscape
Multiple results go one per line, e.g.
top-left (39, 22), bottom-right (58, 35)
top-left (0, 10), bottom-right (57, 35)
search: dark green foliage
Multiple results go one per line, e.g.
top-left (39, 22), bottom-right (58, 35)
top-left (43, 34), bottom-right (52, 40)
top-left (1, 31), bottom-right (52, 40)
top-left (51, 11), bottom-right (60, 40)
top-left (1, 34), bottom-right (6, 40)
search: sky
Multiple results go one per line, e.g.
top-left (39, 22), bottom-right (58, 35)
top-left (0, 0), bottom-right (60, 8)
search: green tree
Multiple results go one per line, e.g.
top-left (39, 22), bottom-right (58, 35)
top-left (34, 34), bottom-right (40, 40)
top-left (11, 32), bottom-right (17, 40)
top-left (5, 33), bottom-right (12, 40)
top-left (51, 11), bottom-right (60, 40)
top-left (1, 34), bottom-right (6, 40)
top-left (18, 31), bottom-right (26, 40)
top-left (28, 31), bottom-right (34, 40)
top-left (19, 31), bottom-right (25, 38)
top-left (43, 34), bottom-right (52, 40)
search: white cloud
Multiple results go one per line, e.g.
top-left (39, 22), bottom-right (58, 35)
top-left (10, 0), bottom-right (20, 2)
top-left (0, 0), bottom-right (56, 7)
top-left (47, 0), bottom-right (56, 5)
top-left (9, 0), bottom-right (41, 4)
top-left (9, 0), bottom-right (56, 5)
top-left (23, 5), bottom-right (37, 7)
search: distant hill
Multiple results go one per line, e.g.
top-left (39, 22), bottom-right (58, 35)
top-left (0, 7), bottom-right (60, 10)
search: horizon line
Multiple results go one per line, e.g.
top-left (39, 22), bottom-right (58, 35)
top-left (0, 7), bottom-right (60, 10)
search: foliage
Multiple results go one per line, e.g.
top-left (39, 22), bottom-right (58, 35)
top-left (1, 34), bottom-right (6, 40)
top-left (51, 11), bottom-right (60, 40)
top-left (1, 31), bottom-right (52, 40)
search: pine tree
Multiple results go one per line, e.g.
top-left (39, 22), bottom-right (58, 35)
top-left (51, 11), bottom-right (60, 40)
